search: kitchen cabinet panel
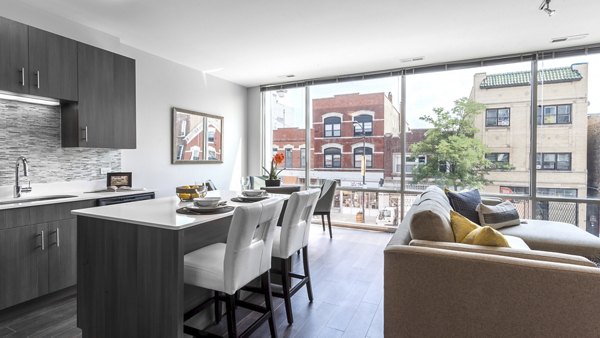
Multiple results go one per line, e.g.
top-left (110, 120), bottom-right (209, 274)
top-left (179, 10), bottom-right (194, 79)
top-left (28, 27), bottom-right (78, 101)
top-left (62, 43), bottom-right (136, 149)
top-left (0, 223), bottom-right (49, 310)
top-left (113, 54), bottom-right (137, 149)
top-left (0, 17), bottom-right (28, 94)
top-left (48, 218), bottom-right (77, 292)
top-left (76, 43), bottom-right (115, 148)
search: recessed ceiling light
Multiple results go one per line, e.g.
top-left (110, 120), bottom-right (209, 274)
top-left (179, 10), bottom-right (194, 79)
top-left (400, 56), bottom-right (424, 63)
top-left (277, 74), bottom-right (295, 78)
top-left (551, 33), bottom-right (589, 43)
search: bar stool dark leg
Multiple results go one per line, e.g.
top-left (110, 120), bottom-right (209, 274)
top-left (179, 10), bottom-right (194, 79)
top-left (262, 271), bottom-right (278, 337)
top-left (321, 214), bottom-right (325, 231)
top-left (225, 294), bottom-right (237, 338)
top-left (280, 257), bottom-right (294, 324)
top-left (327, 213), bottom-right (332, 238)
top-left (302, 246), bottom-right (314, 302)
top-left (214, 291), bottom-right (222, 324)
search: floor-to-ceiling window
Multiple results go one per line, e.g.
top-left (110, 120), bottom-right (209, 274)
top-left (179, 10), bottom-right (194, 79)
top-left (260, 48), bottom-right (600, 234)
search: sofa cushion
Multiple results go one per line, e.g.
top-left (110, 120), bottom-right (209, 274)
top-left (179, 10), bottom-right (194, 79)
top-left (477, 201), bottom-right (520, 230)
top-left (409, 239), bottom-right (597, 268)
top-left (462, 226), bottom-right (510, 247)
top-left (446, 189), bottom-right (481, 224)
top-left (500, 220), bottom-right (600, 258)
top-left (504, 235), bottom-right (531, 250)
top-left (409, 199), bottom-right (454, 242)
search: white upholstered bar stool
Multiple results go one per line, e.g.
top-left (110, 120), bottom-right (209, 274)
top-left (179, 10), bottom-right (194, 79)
top-left (183, 198), bottom-right (284, 338)
top-left (270, 189), bottom-right (320, 325)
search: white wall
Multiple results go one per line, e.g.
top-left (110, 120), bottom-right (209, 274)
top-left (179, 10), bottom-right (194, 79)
top-left (0, 2), bottom-right (248, 197)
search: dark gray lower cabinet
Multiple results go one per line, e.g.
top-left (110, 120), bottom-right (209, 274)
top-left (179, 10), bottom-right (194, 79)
top-left (0, 223), bottom-right (48, 310)
top-left (0, 200), bottom-right (95, 310)
top-left (48, 218), bottom-right (77, 293)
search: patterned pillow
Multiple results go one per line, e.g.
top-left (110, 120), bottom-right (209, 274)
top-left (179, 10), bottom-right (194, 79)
top-left (445, 189), bottom-right (482, 225)
top-left (476, 201), bottom-right (520, 230)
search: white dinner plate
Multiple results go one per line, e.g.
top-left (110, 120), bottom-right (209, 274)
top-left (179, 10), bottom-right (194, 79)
top-left (237, 195), bottom-right (269, 201)
top-left (186, 204), bottom-right (229, 212)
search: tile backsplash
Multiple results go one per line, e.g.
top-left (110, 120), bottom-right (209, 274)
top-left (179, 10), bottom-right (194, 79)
top-left (0, 99), bottom-right (121, 186)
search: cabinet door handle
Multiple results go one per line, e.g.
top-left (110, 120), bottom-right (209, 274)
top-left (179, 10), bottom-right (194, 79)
top-left (56, 228), bottom-right (60, 247)
top-left (35, 70), bottom-right (40, 89)
top-left (81, 126), bottom-right (88, 142)
top-left (20, 67), bottom-right (25, 86)
top-left (39, 230), bottom-right (45, 251)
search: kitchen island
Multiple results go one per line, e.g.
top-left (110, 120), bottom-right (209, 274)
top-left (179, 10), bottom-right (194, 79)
top-left (72, 191), bottom-right (283, 338)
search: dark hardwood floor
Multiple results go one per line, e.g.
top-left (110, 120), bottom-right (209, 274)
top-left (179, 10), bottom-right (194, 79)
top-left (0, 225), bottom-right (391, 338)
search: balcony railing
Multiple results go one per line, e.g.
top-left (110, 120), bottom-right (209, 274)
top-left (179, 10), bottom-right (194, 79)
top-left (320, 186), bottom-right (600, 236)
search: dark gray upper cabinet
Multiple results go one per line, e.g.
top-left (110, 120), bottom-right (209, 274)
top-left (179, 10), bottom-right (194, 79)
top-left (62, 43), bottom-right (136, 149)
top-left (28, 27), bottom-right (78, 101)
top-left (0, 17), bottom-right (78, 100)
top-left (0, 17), bottom-right (29, 94)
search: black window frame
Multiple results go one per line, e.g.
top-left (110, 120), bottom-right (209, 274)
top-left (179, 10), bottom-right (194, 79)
top-left (536, 104), bottom-right (572, 125)
top-left (324, 116), bottom-right (341, 137)
top-left (353, 114), bottom-right (373, 136)
top-left (485, 108), bottom-right (510, 127)
top-left (485, 152), bottom-right (510, 169)
top-left (536, 152), bottom-right (571, 171)
top-left (324, 147), bottom-right (342, 168)
top-left (353, 147), bottom-right (373, 168)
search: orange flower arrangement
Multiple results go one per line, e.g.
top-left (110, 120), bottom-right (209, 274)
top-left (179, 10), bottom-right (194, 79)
top-left (263, 152), bottom-right (286, 180)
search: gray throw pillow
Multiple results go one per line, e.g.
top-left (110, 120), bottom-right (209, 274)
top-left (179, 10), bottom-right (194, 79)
top-left (477, 201), bottom-right (520, 230)
top-left (446, 189), bottom-right (481, 225)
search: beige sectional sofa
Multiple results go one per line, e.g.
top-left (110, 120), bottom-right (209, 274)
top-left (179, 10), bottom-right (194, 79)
top-left (384, 186), bottom-right (600, 337)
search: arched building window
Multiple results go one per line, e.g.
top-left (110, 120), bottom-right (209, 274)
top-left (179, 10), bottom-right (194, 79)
top-left (353, 114), bottom-right (373, 136)
top-left (324, 116), bottom-right (341, 137)
top-left (324, 147), bottom-right (342, 168)
top-left (353, 147), bottom-right (373, 168)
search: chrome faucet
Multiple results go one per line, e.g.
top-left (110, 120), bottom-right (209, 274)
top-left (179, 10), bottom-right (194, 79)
top-left (14, 156), bottom-right (32, 198)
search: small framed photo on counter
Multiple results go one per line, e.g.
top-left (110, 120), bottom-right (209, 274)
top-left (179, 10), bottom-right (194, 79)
top-left (107, 172), bottom-right (132, 187)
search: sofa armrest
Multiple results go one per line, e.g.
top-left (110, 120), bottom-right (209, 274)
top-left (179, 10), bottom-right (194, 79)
top-left (384, 245), bottom-right (600, 337)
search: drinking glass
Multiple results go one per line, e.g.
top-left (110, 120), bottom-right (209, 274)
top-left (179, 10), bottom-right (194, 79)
top-left (240, 176), bottom-right (251, 191)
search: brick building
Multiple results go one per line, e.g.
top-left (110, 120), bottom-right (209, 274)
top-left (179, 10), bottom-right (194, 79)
top-left (383, 128), bottom-right (428, 181)
top-left (273, 92), bottom-right (401, 185)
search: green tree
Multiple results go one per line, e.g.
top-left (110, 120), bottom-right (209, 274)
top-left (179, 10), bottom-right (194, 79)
top-left (411, 97), bottom-right (507, 190)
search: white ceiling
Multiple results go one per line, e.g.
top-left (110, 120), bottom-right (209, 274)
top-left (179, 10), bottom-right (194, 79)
top-left (15, 0), bottom-right (600, 87)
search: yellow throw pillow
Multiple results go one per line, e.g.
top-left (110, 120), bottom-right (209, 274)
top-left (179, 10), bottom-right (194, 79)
top-left (450, 210), bottom-right (479, 242)
top-left (462, 226), bottom-right (510, 247)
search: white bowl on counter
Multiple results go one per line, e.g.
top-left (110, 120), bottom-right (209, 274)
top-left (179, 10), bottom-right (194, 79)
top-left (193, 197), bottom-right (221, 207)
top-left (242, 189), bottom-right (265, 197)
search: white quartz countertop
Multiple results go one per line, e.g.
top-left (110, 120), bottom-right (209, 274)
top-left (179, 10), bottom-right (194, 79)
top-left (71, 191), bottom-right (287, 230)
top-left (0, 189), bottom-right (155, 210)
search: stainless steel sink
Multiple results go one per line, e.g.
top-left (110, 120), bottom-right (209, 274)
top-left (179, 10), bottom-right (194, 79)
top-left (0, 195), bottom-right (78, 206)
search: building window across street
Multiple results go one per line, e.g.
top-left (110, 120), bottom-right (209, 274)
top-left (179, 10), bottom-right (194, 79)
top-left (324, 116), bottom-right (341, 137)
top-left (537, 104), bottom-right (572, 125)
top-left (536, 153), bottom-right (571, 170)
top-left (354, 147), bottom-right (373, 168)
top-left (485, 108), bottom-right (510, 127)
top-left (485, 152), bottom-right (510, 169)
top-left (285, 148), bottom-right (293, 168)
top-left (353, 115), bottom-right (373, 136)
top-left (300, 148), bottom-right (306, 168)
top-left (324, 147), bottom-right (342, 168)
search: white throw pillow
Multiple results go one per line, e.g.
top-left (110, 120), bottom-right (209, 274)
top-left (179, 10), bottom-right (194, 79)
top-left (476, 201), bottom-right (520, 230)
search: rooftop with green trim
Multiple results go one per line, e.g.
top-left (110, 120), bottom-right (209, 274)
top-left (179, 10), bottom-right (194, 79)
top-left (480, 65), bottom-right (584, 89)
